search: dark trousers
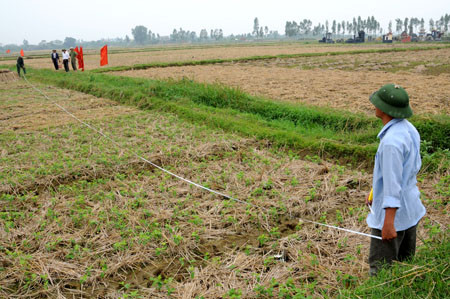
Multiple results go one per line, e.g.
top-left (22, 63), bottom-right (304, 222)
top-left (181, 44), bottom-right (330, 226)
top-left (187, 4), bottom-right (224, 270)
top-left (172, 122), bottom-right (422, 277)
top-left (71, 59), bottom-right (77, 71)
top-left (52, 59), bottom-right (59, 70)
top-left (16, 64), bottom-right (26, 76)
top-left (369, 224), bottom-right (417, 276)
top-left (63, 59), bottom-right (69, 72)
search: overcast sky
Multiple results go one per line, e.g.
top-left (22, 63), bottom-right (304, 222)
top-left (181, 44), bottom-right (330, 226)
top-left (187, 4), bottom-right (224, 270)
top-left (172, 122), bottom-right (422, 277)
top-left (0, 0), bottom-right (448, 45)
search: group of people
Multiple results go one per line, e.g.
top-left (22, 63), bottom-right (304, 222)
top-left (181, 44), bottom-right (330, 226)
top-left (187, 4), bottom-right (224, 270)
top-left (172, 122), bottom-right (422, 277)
top-left (15, 47), bottom-right (78, 77)
top-left (51, 48), bottom-right (78, 72)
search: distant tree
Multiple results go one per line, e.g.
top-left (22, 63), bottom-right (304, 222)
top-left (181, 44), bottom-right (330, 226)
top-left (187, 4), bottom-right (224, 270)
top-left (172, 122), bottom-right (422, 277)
top-left (298, 19), bottom-right (312, 35)
top-left (325, 20), bottom-right (329, 33)
top-left (412, 17), bottom-right (419, 34)
top-left (388, 21), bottom-right (393, 33)
top-left (253, 17), bottom-right (259, 36)
top-left (285, 21), bottom-right (299, 37)
top-left (125, 35), bottom-right (130, 43)
top-left (347, 22), bottom-right (353, 35)
top-left (171, 28), bottom-right (178, 41)
top-left (312, 24), bottom-right (318, 36)
top-left (199, 29), bottom-right (208, 40)
top-left (337, 23), bottom-right (341, 35)
top-left (211, 29), bottom-right (223, 40)
top-left (63, 37), bottom-right (76, 48)
top-left (148, 30), bottom-right (153, 42)
top-left (403, 17), bottom-right (409, 33)
top-left (420, 18), bottom-right (425, 31)
top-left (131, 25), bottom-right (148, 44)
top-left (332, 20), bottom-right (337, 34)
top-left (435, 19), bottom-right (440, 31)
top-left (264, 26), bottom-right (269, 37)
top-left (429, 18), bottom-right (434, 31)
top-left (395, 18), bottom-right (403, 34)
top-left (444, 14), bottom-right (449, 31)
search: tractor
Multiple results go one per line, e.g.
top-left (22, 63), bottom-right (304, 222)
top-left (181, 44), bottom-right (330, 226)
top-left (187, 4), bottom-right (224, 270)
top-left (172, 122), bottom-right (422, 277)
top-left (346, 30), bottom-right (365, 43)
top-left (319, 32), bottom-right (335, 43)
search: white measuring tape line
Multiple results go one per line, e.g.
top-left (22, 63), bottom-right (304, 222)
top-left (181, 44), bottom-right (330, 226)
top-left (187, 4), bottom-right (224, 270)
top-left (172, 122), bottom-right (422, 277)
top-left (22, 74), bottom-right (382, 240)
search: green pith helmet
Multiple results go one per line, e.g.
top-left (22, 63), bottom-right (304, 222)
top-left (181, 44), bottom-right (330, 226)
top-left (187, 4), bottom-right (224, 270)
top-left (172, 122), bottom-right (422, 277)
top-left (370, 84), bottom-right (413, 118)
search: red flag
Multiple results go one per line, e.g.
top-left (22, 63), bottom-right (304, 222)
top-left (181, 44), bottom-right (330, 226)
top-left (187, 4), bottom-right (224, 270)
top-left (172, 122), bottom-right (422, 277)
top-left (75, 46), bottom-right (85, 71)
top-left (100, 45), bottom-right (108, 66)
top-left (6, 49), bottom-right (10, 54)
top-left (80, 47), bottom-right (85, 71)
top-left (20, 49), bottom-right (24, 57)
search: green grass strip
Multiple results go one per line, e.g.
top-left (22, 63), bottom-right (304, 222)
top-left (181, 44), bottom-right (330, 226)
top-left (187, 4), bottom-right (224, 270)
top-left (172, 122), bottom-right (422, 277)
top-left (26, 68), bottom-right (378, 164)
top-left (92, 45), bottom-right (450, 73)
top-left (20, 68), bottom-right (450, 170)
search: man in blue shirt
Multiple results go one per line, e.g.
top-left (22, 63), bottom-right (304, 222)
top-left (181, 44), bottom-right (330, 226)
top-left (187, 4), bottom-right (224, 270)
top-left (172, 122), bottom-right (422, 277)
top-left (366, 84), bottom-right (426, 276)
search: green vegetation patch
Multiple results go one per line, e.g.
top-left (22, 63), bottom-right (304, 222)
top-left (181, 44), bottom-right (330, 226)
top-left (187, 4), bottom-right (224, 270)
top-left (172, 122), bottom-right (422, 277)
top-left (25, 68), bottom-right (450, 170)
top-left (339, 231), bottom-right (449, 298)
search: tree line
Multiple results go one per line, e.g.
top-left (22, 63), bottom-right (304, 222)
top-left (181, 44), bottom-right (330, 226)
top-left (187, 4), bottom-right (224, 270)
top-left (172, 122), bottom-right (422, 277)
top-left (1, 14), bottom-right (448, 51)
top-left (285, 14), bottom-right (450, 37)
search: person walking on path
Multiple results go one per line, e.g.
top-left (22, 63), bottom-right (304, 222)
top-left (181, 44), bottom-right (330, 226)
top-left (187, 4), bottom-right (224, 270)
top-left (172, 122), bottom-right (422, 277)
top-left (366, 83), bottom-right (426, 276)
top-left (16, 56), bottom-right (26, 77)
top-left (62, 49), bottom-right (70, 72)
top-left (51, 49), bottom-right (60, 70)
top-left (69, 47), bottom-right (77, 71)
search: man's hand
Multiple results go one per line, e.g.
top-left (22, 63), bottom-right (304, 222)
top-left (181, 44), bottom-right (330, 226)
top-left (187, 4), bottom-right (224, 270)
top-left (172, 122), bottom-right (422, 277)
top-left (382, 208), bottom-right (398, 241)
top-left (382, 222), bottom-right (397, 240)
top-left (365, 194), bottom-right (372, 206)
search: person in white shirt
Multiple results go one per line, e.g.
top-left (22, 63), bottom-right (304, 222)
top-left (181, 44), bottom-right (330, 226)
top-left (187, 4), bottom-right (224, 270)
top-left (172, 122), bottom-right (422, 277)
top-left (62, 49), bottom-right (70, 72)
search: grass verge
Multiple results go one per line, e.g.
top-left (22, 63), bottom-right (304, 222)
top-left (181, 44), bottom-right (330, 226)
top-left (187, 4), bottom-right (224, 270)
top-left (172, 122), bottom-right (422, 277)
top-left (339, 231), bottom-right (449, 298)
top-left (22, 68), bottom-right (450, 171)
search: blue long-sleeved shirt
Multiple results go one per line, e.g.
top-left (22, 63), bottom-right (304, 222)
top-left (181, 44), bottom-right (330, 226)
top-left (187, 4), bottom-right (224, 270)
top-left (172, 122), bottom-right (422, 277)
top-left (366, 118), bottom-right (426, 231)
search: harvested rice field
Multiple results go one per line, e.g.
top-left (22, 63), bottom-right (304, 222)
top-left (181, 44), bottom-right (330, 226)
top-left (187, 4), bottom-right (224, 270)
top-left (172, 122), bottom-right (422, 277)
top-left (0, 42), bottom-right (443, 70)
top-left (0, 70), bottom-right (448, 298)
top-left (114, 47), bottom-right (450, 116)
top-left (1, 41), bottom-right (449, 298)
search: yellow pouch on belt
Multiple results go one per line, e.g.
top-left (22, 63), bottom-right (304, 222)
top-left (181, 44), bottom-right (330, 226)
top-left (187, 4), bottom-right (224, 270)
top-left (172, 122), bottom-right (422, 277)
top-left (368, 188), bottom-right (373, 203)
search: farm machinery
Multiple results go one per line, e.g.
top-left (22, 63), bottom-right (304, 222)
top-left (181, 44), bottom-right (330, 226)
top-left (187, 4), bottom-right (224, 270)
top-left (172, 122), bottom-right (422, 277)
top-left (346, 30), bottom-right (365, 43)
top-left (426, 30), bottom-right (443, 41)
top-left (382, 32), bottom-right (393, 43)
top-left (319, 32), bottom-right (335, 43)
